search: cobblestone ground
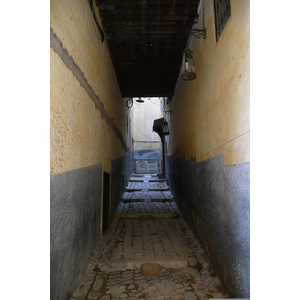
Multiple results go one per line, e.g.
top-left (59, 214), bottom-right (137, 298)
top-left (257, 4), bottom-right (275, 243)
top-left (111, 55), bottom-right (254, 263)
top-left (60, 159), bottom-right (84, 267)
top-left (71, 175), bottom-right (228, 300)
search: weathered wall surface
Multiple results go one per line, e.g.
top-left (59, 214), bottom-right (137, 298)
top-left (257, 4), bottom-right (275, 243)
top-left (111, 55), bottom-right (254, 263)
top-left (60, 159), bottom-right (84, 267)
top-left (111, 156), bottom-right (123, 220)
top-left (168, 0), bottom-right (249, 166)
top-left (50, 0), bottom-right (128, 176)
top-left (50, 0), bottom-right (132, 299)
top-left (168, 154), bottom-right (250, 297)
top-left (50, 164), bottom-right (102, 300)
top-left (132, 98), bottom-right (163, 151)
top-left (167, 0), bottom-right (250, 298)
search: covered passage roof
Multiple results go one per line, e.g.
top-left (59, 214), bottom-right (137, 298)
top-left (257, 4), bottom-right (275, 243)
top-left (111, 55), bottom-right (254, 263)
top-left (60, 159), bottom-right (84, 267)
top-left (96, 0), bottom-right (199, 98)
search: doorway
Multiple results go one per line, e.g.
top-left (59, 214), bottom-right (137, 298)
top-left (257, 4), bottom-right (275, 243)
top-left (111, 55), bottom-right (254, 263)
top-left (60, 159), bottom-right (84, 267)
top-left (103, 172), bottom-right (110, 231)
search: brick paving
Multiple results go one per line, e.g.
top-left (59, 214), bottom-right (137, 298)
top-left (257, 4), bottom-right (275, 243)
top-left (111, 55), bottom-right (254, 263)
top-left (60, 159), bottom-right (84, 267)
top-left (70, 175), bottom-right (228, 300)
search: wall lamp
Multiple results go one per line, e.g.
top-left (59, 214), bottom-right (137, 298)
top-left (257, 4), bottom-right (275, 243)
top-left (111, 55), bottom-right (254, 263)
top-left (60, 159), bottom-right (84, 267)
top-left (126, 97), bottom-right (144, 108)
top-left (189, 0), bottom-right (207, 40)
top-left (180, 47), bottom-right (196, 81)
top-left (136, 97), bottom-right (144, 103)
top-left (180, 2), bottom-right (206, 81)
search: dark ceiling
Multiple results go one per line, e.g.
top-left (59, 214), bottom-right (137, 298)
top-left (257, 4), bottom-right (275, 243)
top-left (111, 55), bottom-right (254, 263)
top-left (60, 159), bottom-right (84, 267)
top-left (96, 0), bottom-right (199, 98)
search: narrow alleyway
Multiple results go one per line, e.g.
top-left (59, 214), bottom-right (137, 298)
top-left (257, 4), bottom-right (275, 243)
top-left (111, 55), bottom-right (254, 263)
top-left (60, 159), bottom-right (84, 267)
top-left (70, 175), bottom-right (228, 300)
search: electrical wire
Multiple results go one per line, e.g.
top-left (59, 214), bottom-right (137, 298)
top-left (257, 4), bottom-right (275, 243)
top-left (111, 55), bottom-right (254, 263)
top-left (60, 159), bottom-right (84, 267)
top-left (90, 8), bottom-right (101, 40)
top-left (88, 0), bottom-right (104, 42)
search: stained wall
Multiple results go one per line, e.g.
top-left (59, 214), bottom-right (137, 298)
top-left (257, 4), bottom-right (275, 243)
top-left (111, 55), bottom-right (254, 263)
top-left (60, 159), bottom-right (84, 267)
top-left (50, 0), bottom-right (131, 299)
top-left (169, 0), bottom-right (249, 166)
top-left (167, 0), bottom-right (250, 298)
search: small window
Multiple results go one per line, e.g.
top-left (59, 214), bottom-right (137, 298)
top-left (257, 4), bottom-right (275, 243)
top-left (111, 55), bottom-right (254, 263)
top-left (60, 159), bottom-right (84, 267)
top-left (214, 0), bottom-right (231, 41)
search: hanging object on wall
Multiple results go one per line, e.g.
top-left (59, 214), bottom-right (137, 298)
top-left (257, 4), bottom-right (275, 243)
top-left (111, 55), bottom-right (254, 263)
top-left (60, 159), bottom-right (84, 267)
top-left (188, 1), bottom-right (206, 42)
top-left (163, 120), bottom-right (170, 136)
top-left (180, 47), bottom-right (196, 81)
top-left (126, 98), bottom-right (133, 108)
top-left (180, 1), bottom-right (206, 81)
top-left (126, 97), bottom-right (145, 108)
top-left (136, 97), bottom-right (145, 103)
top-left (88, 0), bottom-right (105, 42)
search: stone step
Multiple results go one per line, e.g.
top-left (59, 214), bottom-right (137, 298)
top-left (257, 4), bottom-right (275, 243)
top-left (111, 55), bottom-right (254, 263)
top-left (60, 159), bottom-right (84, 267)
top-left (122, 198), bottom-right (144, 203)
top-left (150, 198), bottom-right (174, 202)
top-left (128, 178), bottom-right (144, 182)
top-left (125, 188), bottom-right (143, 192)
top-left (125, 182), bottom-right (169, 191)
top-left (121, 191), bottom-right (174, 202)
top-left (101, 258), bottom-right (188, 272)
top-left (149, 178), bottom-right (167, 182)
top-left (148, 187), bottom-right (169, 191)
top-left (125, 187), bottom-right (170, 192)
top-left (114, 213), bottom-right (180, 219)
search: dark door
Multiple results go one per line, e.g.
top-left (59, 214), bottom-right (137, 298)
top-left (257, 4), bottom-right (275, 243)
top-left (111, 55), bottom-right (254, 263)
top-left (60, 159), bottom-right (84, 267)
top-left (103, 172), bottom-right (110, 231)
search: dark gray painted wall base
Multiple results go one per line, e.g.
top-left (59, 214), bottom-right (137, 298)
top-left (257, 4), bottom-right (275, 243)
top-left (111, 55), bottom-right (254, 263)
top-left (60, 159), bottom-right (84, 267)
top-left (50, 164), bottom-right (102, 300)
top-left (111, 151), bottom-right (134, 222)
top-left (167, 154), bottom-right (250, 298)
top-left (111, 157), bottom-right (123, 220)
top-left (122, 150), bottom-right (134, 186)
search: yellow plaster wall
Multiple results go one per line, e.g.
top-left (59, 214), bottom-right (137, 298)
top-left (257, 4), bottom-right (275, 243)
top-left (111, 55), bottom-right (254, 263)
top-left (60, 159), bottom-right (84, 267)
top-left (133, 98), bottom-right (163, 151)
top-left (50, 0), bottom-right (128, 176)
top-left (169, 0), bottom-right (250, 166)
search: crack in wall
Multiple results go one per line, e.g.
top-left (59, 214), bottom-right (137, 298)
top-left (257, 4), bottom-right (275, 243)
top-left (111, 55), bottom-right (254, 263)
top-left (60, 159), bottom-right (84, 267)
top-left (50, 27), bottom-right (127, 150)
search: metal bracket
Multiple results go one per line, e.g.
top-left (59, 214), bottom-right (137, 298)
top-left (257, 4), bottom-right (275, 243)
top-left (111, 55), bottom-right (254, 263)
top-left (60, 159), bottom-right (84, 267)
top-left (189, 6), bottom-right (207, 40)
top-left (190, 28), bottom-right (206, 39)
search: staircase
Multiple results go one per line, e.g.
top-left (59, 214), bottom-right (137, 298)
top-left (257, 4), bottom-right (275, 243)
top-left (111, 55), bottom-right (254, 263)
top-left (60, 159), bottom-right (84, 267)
top-left (121, 174), bottom-right (174, 202)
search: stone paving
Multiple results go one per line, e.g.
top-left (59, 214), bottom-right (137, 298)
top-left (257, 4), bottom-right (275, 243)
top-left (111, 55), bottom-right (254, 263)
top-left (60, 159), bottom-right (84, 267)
top-left (116, 201), bottom-right (180, 216)
top-left (126, 182), bottom-right (170, 191)
top-left (70, 175), bottom-right (227, 300)
top-left (122, 190), bottom-right (174, 201)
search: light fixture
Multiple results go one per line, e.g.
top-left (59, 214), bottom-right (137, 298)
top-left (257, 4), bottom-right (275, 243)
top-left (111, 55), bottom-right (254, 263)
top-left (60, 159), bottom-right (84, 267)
top-left (136, 97), bottom-right (145, 103)
top-left (126, 97), bottom-right (145, 108)
top-left (179, 1), bottom-right (207, 82)
top-left (163, 120), bottom-right (169, 136)
top-left (180, 47), bottom-right (196, 81)
top-left (126, 97), bottom-right (133, 108)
